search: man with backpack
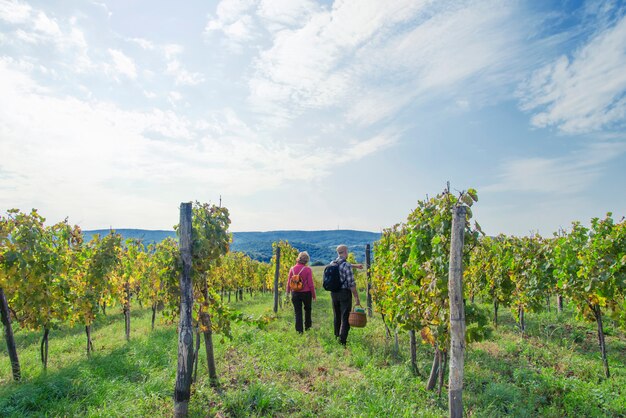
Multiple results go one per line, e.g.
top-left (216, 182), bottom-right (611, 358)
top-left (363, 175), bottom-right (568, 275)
top-left (324, 244), bottom-right (363, 346)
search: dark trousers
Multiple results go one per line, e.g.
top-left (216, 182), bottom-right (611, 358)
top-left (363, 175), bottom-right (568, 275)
top-left (291, 291), bottom-right (313, 333)
top-left (331, 289), bottom-right (352, 344)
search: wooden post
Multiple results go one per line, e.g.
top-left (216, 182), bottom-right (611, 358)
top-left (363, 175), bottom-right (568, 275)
top-left (448, 205), bottom-right (466, 418)
top-left (124, 281), bottom-right (131, 341)
top-left (174, 202), bottom-right (194, 418)
top-left (409, 329), bottom-right (419, 376)
top-left (200, 277), bottom-right (218, 386)
top-left (192, 328), bottom-right (200, 383)
top-left (40, 327), bottom-right (49, 370)
top-left (426, 347), bottom-right (440, 390)
top-left (273, 246), bottom-right (281, 313)
top-left (593, 304), bottom-right (610, 378)
top-left (366, 244), bottom-right (373, 317)
top-left (493, 300), bottom-right (499, 328)
top-left (0, 287), bottom-right (20, 381)
top-left (85, 325), bottom-right (94, 357)
top-left (151, 303), bottom-right (157, 330)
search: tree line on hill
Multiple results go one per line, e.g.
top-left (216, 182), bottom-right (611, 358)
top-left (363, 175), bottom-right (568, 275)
top-left (82, 229), bottom-right (381, 263)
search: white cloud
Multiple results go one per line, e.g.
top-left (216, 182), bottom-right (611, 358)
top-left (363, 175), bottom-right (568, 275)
top-left (341, 131), bottom-right (398, 161)
top-left (257, 0), bottom-right (318, 30)
top-left (130, 37), bottom-right (155, 50)
top-left (108, 48), bottom-right (137, 79)
top-left (223, 14), bottom-right (255, 41)
top-left (0, 2), bottom-right (94, 74)
top-left (213, 0), bottom-right (258, 22)
top-left (166, 59), bottom-right (204, 86)
top-left (163, 43), bottom-right (183, 59)
top-left (247, 0), bottom-right (529, 125)
top-left (0, 0), bottom-right (31, 24)
top-left (157, 43), bottom-right (205, 86)
top-left (13, 27), bottom-right (39, 43)
top-left (204, 0), bottom-right (260, 48)
top-left (33, 10), bottom-right (62, 37)
top-left (90, 1), bottom-right (112, 18)
top-left (3, 7), bottom-right (64, 44)
top-left (0, 60), bottom-right (389, 227)
top-left (168, 91), bottom-right (182, 103)
top-left (519, 14), bottom-right (626, 134)
top-left (483, 141), bottom-right (626, 194)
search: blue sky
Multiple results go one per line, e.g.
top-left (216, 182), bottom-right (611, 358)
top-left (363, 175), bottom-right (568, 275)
top-left (0, 0), bottom-right (624, 235)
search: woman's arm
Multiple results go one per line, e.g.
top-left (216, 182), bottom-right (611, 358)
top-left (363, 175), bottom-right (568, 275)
top-left (308, 267), bottom-right (316, 300)
top-left (286, 267), bottom-right (293, 293)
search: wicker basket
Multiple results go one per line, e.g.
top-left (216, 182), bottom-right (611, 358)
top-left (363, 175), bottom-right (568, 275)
top-left (348, 309), bottom-right (367, 328)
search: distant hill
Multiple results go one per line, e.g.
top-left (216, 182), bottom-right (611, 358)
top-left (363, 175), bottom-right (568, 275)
top-left (82, 229), bottom-right (381, 263)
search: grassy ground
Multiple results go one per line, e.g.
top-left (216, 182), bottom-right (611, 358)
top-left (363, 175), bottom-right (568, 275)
top-left (0, 272), bottom-right (625, 417)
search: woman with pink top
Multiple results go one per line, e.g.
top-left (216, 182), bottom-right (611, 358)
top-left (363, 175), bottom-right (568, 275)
top-left (286, 251), bottom-right (316, 333)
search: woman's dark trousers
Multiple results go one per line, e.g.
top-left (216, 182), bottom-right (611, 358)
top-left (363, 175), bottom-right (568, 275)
top-left (291, 291), bottom-right (312, 333)
top-left (331, 289), bottom-right (352, 345)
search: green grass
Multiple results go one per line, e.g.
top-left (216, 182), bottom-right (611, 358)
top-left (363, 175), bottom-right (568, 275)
top-left (1, 283), bottom-right (625, 417)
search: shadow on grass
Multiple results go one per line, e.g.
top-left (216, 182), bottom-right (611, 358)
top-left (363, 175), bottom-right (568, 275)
top-left (0, 327), bottom-right (176, 417)
top-left (466, 340), bottom-right (625, 417)
top-left (494, 308), bottom-right (626, 379)
top-left (11, 306), bottom-right (158, 352)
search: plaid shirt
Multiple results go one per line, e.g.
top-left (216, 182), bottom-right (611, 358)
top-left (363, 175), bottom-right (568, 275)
top-left (334, 256), bottom-right (355, 289)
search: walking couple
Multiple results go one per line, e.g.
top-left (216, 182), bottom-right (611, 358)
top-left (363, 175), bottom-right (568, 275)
top-left (286, 245), bottom-right (363, 345)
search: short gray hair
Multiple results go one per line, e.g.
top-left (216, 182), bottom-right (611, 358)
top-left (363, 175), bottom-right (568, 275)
top-left (336, 244), bottom-right (348, 255)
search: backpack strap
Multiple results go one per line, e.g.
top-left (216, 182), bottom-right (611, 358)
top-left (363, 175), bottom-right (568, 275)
top-left (295, 265), bottom-right (309, 288)
top-left (334, 259), bottom-right (346, 267)
top-left (336, 259), bottom-right (346, 285)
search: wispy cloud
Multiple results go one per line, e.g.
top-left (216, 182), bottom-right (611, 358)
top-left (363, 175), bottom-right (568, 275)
top-left (0, 59), bottom-right (392, 227)
top-left (32, 10), bottom-right (62, 37)
top-left (129, 40), bottom-right (205, 86)
top-left (165, 56), bottom-right (204, 86)
top-left (257, 0), bottom-right (319, 30)
top-left (204, 0), bottom-right (259, 48)
top-left (519, 13), bottom-right (626, 134)
top-left (484, 141), bottom-right (626, 194)
top-left (0, 1), bottom-right (93, 73)
top-left (129, 37), bottom-right (155, 50)
top-left (245, 0), bottom-right (536, 126)
top-left (108, 48), bottom-right (137, 79)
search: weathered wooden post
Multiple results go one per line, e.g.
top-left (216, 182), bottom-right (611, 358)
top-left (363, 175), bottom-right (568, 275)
top-left (174, 202), bottom-right (194, 417)
top-left (366, 243), bottom-right (373, 317)
top-left (273, 246), bottom-right (281, 313)
top-left (0, 287), bottom-right (20, 381)
top-left (448, 205), bottom-right (466, 418)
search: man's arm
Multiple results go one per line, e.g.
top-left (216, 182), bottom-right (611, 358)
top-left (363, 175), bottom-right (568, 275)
top-left (346, 264), bottom-right (360, 304)
top-left (350, 285), bottom-right (360, 305)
